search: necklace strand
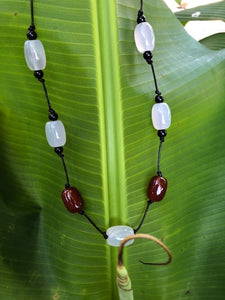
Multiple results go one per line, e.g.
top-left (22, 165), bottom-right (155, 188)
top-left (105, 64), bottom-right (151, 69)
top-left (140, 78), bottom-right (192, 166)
top-left (24, 0), bottom-right (171, 247)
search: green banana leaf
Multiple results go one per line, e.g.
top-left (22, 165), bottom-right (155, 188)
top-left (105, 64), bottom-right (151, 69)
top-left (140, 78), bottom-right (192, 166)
top-left (0, 0), bottom-right (225, 299)
top-left (175, 1), bottom-right (225, 50)
top-left (175, 1), bottom-right (225, 22)
top-left (200, 32), bottom-right (225, 50)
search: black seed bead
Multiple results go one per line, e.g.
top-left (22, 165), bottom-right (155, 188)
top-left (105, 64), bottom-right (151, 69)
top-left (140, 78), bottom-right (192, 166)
top-left (143, 51), bottom-right (153, 64)
top-left (65, 183), bottom-right (70, 189)
top-left (143, 51), bottom-right (152, 59)
top-left (137, 15), bottom-right (146, 23)
top-left (26, 25), bottom-right (37, 40)
top-left (34, 70), bottom-right (44, 79)
top-left (48, 110), bottom-right (58, 121)
top-left (155, 94), bottom-right (164, 103)
top-left (137, 10), bottom-right (146, 24)
top-left (26, 29), bottom-right (37, 40)
top-left (158, 130), bottom-right (167, 142)
top-left (55, 147), bottom-right (64, 156)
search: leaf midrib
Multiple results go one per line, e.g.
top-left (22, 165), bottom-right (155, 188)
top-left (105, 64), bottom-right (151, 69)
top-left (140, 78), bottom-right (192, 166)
top-left (91, 0), bottom-right (126, 299)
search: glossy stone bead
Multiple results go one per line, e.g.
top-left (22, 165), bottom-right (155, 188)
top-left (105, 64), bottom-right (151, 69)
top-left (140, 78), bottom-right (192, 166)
top-left (34, 70), bottom-right (44, 79)
top-left (48, 109), bottom-right (58, 121)
top-left (45, 120), bottom-right (66, 147)
top-left (26, 29), bottom-right (37, 40)
top-left (54, 146), bottom-right (64, 155)
top-left (24, 40), bottom-right (46, 71)
top-left (147, 176), bottom-right (167, 202)
top-left (134, 22), bottom-right (155, 53)
top-left (151, 103), bottom-right (171, 130)
top-left (158, 129), bottom-right (167, 139)
top-left (61, 187), bottom-right (84, 213)
top-left (106, 226), bottom-right (134, 247)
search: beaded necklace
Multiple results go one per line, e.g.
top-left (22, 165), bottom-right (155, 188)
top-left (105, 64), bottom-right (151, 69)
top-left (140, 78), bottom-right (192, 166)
top-left (24, 0), bottom-right (171, 247)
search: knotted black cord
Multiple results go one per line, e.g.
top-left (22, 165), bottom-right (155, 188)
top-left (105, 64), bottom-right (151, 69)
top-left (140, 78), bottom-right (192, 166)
top-left (134, 200), bottom-right (154, 233)
top-left (157, 140), bottom-right (163, 176)
top-left (61, 155), bottom-right (70, 188)
top-left (79, 210), bottom-right (108, 239)
top-left (28, 0), bottom-right (71, 188)
top-left (137, 0), bottom-right (145, 23)
top-left (38, 79), bottom-right (53, 111)
top-left (140, 0), bottom-right (143, 12)
top-left (30, 0), bottom-right (34, 27)
top-left (27, 0), bottom-right (155, 239)
top-left (150, 62), bottom-right (161, 96)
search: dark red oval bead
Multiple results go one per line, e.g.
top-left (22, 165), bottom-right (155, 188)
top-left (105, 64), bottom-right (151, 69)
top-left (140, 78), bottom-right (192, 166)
top-left (147, 176), bottom-right (167, 202)
top-left (61, 187), bottom-right (84, 213)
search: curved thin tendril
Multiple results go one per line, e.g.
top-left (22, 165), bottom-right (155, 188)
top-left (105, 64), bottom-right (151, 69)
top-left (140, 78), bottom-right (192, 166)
top-left (118, 233), bottom-right (172, 267)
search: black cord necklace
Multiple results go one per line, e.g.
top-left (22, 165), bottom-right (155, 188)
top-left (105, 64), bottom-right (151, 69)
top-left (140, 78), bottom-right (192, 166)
top-left (24, 0), bottom-right (171, 247)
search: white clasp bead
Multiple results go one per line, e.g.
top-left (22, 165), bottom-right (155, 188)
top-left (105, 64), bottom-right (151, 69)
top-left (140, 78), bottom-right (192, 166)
top-left (106, 225), bottom-right (134, 247)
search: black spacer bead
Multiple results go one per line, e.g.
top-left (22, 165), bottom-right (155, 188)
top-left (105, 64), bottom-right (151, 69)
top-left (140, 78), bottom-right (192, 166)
top-left (137, 15), bottom-right (146, 23)
top-left (157, 171), bottom-right (162, 177)
top-left (155, 94), bottom-right (164, 103)
top-left (34, 70), bottom-right (44, 79)
top-left (48, 109), bottom-right (58, 121)
top-left (158, 130), bottom-right (167, 142)
top-left (143, 51), bottom-right (152, 59)
top-left (143, 51), bottom-right (153, 64)
top-left (55, 146), bottom-right (64, 156)
top-left (65, 183), bottom-right (70, 189)
top-left (137, 10), bottom-right (146, 23)
top-left (26, 26), bottom-right (37, 40)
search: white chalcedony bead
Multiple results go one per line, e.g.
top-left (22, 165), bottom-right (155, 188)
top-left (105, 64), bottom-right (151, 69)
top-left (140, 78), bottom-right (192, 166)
top-left (134, 22), bottom-right (155, 53)
top-left (45, 120), bottom-right (66, 147)
top-left (151, 103), bottom-right (171, 130)
top-left (24, 40), bottom-right (46, 71)
top-left (106, 226), bottom-right (134, 247)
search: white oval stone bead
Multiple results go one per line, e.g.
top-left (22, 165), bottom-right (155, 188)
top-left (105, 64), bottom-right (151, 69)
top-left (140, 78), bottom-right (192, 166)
top-left (134, 22), bottom-right (155, 53)
top-left (106, 225), bottom-right (134, 247)
top-left (45, 120), bottom-right (66, 147)
top-left (151, 103), bottom-right (171, 130)
top-left (24, 40), bottom-right (46, 71)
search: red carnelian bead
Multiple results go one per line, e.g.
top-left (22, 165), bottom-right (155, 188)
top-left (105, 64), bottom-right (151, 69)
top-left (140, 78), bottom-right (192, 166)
top-left (61, 187), bottom-right (84, 213)
top-left (147, 176), bottom-right (167, 202)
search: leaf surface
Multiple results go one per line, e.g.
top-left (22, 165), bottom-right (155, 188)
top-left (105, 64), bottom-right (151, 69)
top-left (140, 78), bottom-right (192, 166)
top-left (175, 0), bottom-right (225, 21)
top-left (200, 32), bottom-right (225, 50)
top-left (0, 0), bottom-right (225, 299)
